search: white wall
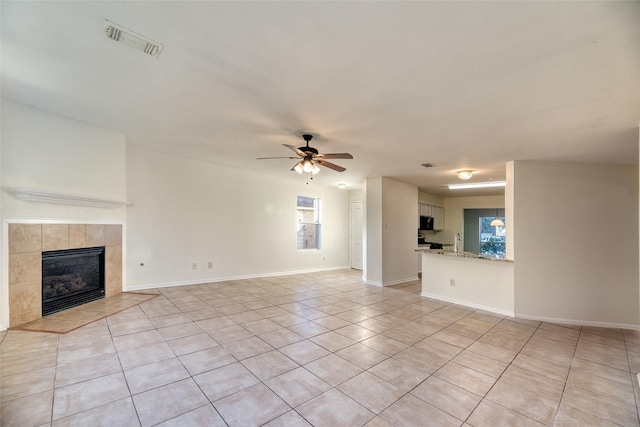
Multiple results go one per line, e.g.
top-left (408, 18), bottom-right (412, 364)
top-left (513, 160), bottom-right (639, 326)
top-left (506, 161), bottom-right (515, 259)
top-left (1, 100), bottom-right (127, 222)
top-left (421, 253), bottom-right (514, 316)
top-left (364, 177), bottom-right (418, 286)
top-left (0, 101), bottom-right (3, 330)
top-left (364, 177), bottom-right (382, 285)
top-left (126, 148), bottom-right (350, 289)
top-left (418, 191), bottom-right (444, 207)
top-left (382, 178), bottom-right (419, 284)
top-left (0, 99), bottom-right (127, 329)
top-left (348, 189), bottom-right (363, 202)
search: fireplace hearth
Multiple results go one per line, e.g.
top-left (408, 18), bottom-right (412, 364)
top-left (42, 246), bottom-right (106, 316)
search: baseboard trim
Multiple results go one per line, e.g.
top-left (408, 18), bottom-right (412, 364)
top-left (418, 293), bottom-right (640, 329)
top-left (420, 292), bottom-right (515, 318)
top-left (365, 276), bottom-right (419, 287)
top-left (125, 265), bottom-right (352, 291)
top-left (384, 276), bottom-right (420, 286)
top-left (515, 313), bottom-right (640, 331)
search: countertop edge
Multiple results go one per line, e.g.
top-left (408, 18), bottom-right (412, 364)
top-left (416, 248), bottom-right (514, 263)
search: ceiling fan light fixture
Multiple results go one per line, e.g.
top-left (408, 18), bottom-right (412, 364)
top-left (457, 170), bottom-right (474, 180)
top-left (302, 159), bottom-right (314, 173)
top-left (257, 134), bottom-right (352, 177)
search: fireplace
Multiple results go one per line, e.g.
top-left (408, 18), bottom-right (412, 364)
top-left (42, 246), bottom-right (106, 316)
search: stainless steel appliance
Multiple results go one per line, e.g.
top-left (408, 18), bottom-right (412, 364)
top-left (419, 216), bottom-right (434, 230)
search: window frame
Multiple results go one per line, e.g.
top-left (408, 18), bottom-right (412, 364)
top-left (296, 196), bottom-right (321, 250)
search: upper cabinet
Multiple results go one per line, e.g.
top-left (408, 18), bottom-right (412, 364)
top-left (418, 203), bottom-right (444, 230)
top-left (432, 206), bottom-right (444, 230)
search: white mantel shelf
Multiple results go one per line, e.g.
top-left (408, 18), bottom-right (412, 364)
top-left (9, 188), bottom-right (128, 209)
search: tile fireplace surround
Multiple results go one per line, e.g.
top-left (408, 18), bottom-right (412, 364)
top-left (8, 223), bottom-right (123, 327)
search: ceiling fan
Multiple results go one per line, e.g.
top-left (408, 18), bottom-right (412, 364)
top-left (257, 134), bottom-right (353, 174)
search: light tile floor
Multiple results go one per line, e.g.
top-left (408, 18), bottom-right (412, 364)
top-left (1, 269), bottom-right (639, 426)
top-left (11, 292), bottom-right (158, 334)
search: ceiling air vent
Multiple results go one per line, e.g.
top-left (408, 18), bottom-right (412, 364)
top-left (421, 163), bottom-right (434, 168)
top-left (104, 20), bottom-right (163, 58)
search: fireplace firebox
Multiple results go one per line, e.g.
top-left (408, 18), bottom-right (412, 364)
top-left (42, 246), bottom-right (106, 316)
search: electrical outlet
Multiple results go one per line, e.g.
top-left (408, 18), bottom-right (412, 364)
top-left (192, 263), bottom-right (197, 269)
top-left (208, 262), bottom-right (213, 269)
top-left (450, 278), bottom-right (455, 286)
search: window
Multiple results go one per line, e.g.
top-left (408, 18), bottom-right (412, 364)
top-left (479, 216), bottom-right (505, 257)
top-left (463, 208), bottom-right (506, 256)
top-left (297, 196), bottom-right (321, 249)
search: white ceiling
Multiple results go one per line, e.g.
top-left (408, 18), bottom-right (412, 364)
top-left (2, 1), bottom-right (639, 196)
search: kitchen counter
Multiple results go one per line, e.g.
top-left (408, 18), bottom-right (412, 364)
top-left (419, 249), bottom-right (514, 316)
top-left (416, 248), bottom-right (513, 263)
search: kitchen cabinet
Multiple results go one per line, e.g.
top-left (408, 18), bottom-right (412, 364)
top-left (432, 206), bottom-right (444, 230)
top-left (418, 203), bottom-right (444, 230)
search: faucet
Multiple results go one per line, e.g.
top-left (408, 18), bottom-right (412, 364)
top-left (454, 233), bottom-right (461, 253)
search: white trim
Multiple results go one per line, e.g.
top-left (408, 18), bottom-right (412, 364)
top-left (365, 280), bottom-right (383, 287)
top-left (515, 313), bottom-right (640, 331)
top-left (4, 218), bottom-right (124, 225)
top-left (9, 188), bottom-right (127, 209)
top-left (421, 292), bottom-right (515, 317)
top-left (383, 276), bottom-right (419, 286)
top-left (419, 292), bottom-right (640, 329)
top-left (126, 265), bottom-right (351, 291)
top-left (366, 276), bottom-right (418, 287)
top-left (0, 222), bottom-right (8, 331)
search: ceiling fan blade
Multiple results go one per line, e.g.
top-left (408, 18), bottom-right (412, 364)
top-left (256, 156), bottom-right (299, 160)
top-left (316, 153), bottom-right (353, 160)
top-left (316, 159), bottom-right (346, 172)
top-left (283, 144), bottom-right (305, 157)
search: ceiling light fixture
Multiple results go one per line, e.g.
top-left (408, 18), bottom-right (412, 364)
top-left (457, 170), bottom-right (474, 180)
top-left (294, 158), bottom-right (320, 175)
top-left (490, 209), bottom-right (505, 227)
top-left (337, 183), bottom-right (346, 189)
top-left (448, 181), bottom-right (506, 190)
top-left (302, 159), bottom-right (313, 173)
top-left (104, 20), bottom-right (164, 58)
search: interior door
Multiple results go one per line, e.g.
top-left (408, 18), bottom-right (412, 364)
top-left (350, 201), bottom-right (363, 270)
